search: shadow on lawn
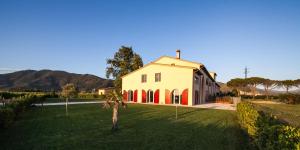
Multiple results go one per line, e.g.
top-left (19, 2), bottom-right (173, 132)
top-left (108, 107), bottom-right (250, 150)
top-left (0, 104), bottom-right (250, 150)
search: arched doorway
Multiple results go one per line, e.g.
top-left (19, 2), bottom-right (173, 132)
top-left (147, 90), bottom-right (154, 103)
top-left (165, 89), bottom-right (171, 104)
top-left (171, 89), bottom-right (180, 104)
top-left (154, 89), bottom-right (159, 104)
top-left (181, 89), bottom-right (188, 105)
top-left (133, 90), bottom-right (138, 102)
top-left (128, 90), bottom-right (133, 102)
top-left (142, 90), bottom-right (146, 103)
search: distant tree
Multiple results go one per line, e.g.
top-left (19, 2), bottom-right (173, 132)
top-left (102, 90), bottom-right (127, 131)
top-left (245, 77), bottom-right (264, 99)
top-left (296, 79), bottom-right (300, 87)
top-left (227, 78), bottom-right (247, 96)
top-left (61, 83), bottom-right (78, 116)
top-left (261, 79), bottom-right (278, 100)
top-left (106, 46), bottom-right (143, 94)
top-left (278, 80), bottom-right (298, 93)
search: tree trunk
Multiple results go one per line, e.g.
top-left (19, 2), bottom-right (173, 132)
top-left (252, 86), bottom-right (257, 100)
top-left (66, 98), bottom-right (68, 116)
top-left (265, 87), bottom-right (269, 100)
top-left (112, 101), bottom-right (119, 131)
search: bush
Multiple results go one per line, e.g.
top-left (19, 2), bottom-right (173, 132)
top-left (256, 125), bottom-right (300, 150)
top-left (0, 92), bottom-right (26, 99)
top-left (278, 94), bottom-right (300, 104)
top-left (237, 101), bottom-right (261, 136)
top-left (216, 96), bottom-right (233, 104)
top-left (241, 95), bottom-right (280, 101)
top-left (74, 92), bottom-right (106, 99)
top-left (0, 107), bottom-right (15, 128)
top-left (0, 93), bottom-right (47, 129)
top-left (237, 101), bottom-right (300, 150)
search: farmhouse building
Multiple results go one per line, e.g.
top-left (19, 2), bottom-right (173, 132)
top-left (98, 87), bottom-right (114, 95)
top-left (122, 50), bottom-right (220, 106)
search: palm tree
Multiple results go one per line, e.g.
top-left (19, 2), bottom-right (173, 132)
top-left (103, 90), bottom-right (127, 131)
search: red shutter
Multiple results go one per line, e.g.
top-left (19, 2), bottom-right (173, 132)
top-left (181, 89), bottom-right (188, 105)
top-left (142, 90), bottom-right (146, 103)
top-left (134, 90), bottom-right (138, 102)
top-left (154, 89), bottom-right (159, 104)
top-left (165, 89), bottom-right (171, 104)
top-left (123, 90), bottom-right (127, 101)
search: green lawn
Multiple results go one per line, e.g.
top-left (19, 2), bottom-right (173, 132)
top-left (0, 104), bottom-right (248, 150)
top-left (255, 103), bottom-right (300, 127)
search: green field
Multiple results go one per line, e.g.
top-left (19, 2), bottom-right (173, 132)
top-left (255, 103), bottom-right (300, 127)
top-left (0, 104), bottom-right (248, 150)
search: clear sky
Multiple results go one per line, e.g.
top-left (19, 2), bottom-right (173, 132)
top-left (0, 0), bottom-right (300, 82)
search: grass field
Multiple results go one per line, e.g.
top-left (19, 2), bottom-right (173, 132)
top-left (0, 104), bottom-right (248, 150)
top-left (255, 103), bottom-right (300, 127)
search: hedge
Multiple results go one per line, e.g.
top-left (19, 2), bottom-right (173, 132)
top-left (237, 101), bottom-right (300, 150)
top-left (241, 95), bottom-right (279, 100)
top-left (0, 94), bottom-right (47, 129)
top-left (77, 93), bottom-right (105, 99)
top-left (278, 94), bottom-right (300, 104)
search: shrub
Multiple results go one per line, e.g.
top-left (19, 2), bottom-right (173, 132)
top-left (0, 92), bottom-right (25, 99)
top-left (256, 125), bottom-right (300, 150)
top-left (0, 93), bottom-right (47, 129)
top-left (237, 101), bottom-right (300, 150)
top-left (74, 92), bottom-right (106, 99)
top-left (216, 96), bottom-right (233, 104)
top-left (0, 107), bottom-right (15, 128)
top-left (236, 101), bottom-right (260, 136)
top-left (278, 94), bottom-right (300, 104)
top-left (254, 95), bottom-right (266, 99)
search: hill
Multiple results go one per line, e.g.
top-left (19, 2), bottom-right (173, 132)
top-left (0, 70), bottom-right (113, 92)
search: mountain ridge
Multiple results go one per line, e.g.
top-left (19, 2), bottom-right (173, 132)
top-left (0, 69), bottom-right (113, 92)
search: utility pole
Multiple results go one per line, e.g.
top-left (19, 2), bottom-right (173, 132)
top-left (244, 66), bottom-right (249, 79)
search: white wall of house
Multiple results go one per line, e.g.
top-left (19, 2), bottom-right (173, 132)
top-left (122, 63), bottom-right (194, 106)
top-left (122, 55), bottom-right (220, 106)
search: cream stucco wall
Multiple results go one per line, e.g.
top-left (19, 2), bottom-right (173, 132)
top-left (122, 56), bottom-right (220, 106)
top-left (122, 63), bottom-right (194, 106)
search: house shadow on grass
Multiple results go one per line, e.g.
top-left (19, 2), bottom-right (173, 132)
top-left (104, 107), bottom-right (250, 150)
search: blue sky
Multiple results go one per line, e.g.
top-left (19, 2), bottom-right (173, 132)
top-left (0, 0), bottom-right (300, 82)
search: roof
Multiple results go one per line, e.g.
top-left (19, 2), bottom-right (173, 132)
top-left (153, 56), bottom-right (203, 67)
top-left (121, 56), bottom-right (218, 83)
top-left (121, 61), bottom-right (196, 78)
top-left (98, 87), bottom-right (115, 90)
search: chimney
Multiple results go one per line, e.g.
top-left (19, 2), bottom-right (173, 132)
top-left (176, 49), bottom-right (181, 59)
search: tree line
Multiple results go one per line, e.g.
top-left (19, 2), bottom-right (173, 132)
top-left (227, 77), bottom-right (300, 99)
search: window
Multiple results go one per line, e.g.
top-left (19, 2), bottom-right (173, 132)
top-left (155, 73), bottom-right (161, 82)
top-left (141, 74), bottom-right (147, 83)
